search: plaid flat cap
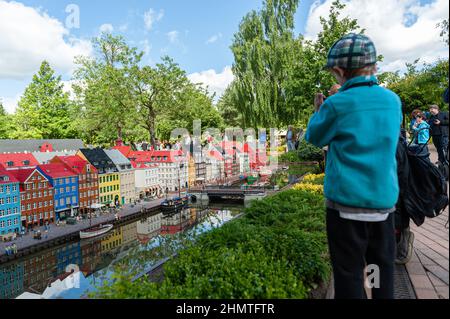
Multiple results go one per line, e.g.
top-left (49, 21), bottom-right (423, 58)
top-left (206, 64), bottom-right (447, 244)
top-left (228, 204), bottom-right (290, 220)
top-left (324, 33), bottom-right (377, 70)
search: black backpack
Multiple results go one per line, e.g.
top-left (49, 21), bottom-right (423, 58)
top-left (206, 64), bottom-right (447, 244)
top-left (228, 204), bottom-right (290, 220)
top-left (396, 133), bottom-right (448, 226)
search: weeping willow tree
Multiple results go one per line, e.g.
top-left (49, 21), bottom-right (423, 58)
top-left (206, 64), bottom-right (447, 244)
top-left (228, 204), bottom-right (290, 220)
top-left (230, 0), bottom-right (363, 129)
top-left (230, 0), bottom-right (301, 129)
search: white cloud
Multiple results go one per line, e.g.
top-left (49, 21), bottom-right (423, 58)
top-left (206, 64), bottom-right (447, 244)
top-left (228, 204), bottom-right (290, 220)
top-left (1, 94), bottom-right (21, 114)
top-left (99, 23), bottom-right (114, 33)
top-left (206, 33), bottom-right (223, 44)
top-left (167, 30), bottom-right (179, 44)
top-left (188, 66), bottom-right (235, 102)
top-left (61, 79), bottom-right (78, 100)
top-left (119, 24), bottom-right (128, 32)
top-left (304, 0), bottom-right (449, 73)
top-left (0, 0), bottom-right (92, 80)
top-left (144, 8), bottom-right (164, 31)
top-left (140, 39), bottom-right (152, 56)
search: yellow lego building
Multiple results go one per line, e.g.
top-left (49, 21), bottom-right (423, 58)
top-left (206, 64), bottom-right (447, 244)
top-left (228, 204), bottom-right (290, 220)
top-left (77, 148), bottom-right (121, 207)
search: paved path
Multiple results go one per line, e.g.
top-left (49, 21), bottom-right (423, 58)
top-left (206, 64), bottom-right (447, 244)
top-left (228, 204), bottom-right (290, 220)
top-left (407, 145), bottom-right (449, 299)
top-left (0, 198), bottom-right (165, 259)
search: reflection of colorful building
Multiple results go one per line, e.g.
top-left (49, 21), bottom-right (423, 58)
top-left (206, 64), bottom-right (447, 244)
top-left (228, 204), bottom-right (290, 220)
top-left (0, 164), bottom-right (21, 234)
top-left (55, 242), bottom-right (82, 274)
top-left (160, 210), bottom-right (190, 235)
top-left (23, 249), bottom-right (57, 294)
top-left (101, 227), bottom-right (123, 253)
top-left (77, 148), bottom-right (121, 207)
top-left (80, 239), bottom-right (102, 276)
top-left (9, 168), bottom-right (54, 230)
top-left (37, 164), bottom-right (79, 220)
top-left (189, 208), bottom-right (198, 226)
top-left (121, 221), bottom-right (138, 247)
top-left (104, 150), bottom-right (136, 205)
top-left (0, 262), bottom-right (24, 299)
top-left (136, 213), bottom-right (162, 244)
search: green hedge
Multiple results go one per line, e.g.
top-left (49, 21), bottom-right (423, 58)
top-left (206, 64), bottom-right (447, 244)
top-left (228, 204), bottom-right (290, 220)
top-left (278, 140), bottom-right (324, 163)
top-left (94, 189), bottom-right (330, 299)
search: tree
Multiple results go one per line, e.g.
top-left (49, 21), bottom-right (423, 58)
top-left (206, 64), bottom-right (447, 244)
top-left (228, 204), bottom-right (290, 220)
top-left (131, 56), bottom-right (192, 146)
top-left (155, 82), bottom-right (224, 141)
top-left (230, 0), bottom-right (301, 129)
top-left (437, 19), bottom-right (449, 46)
top-left (73, 33), bottom-right (143, 145)
top-left (387, 59), bottom-right (449, 118)
top-left (0, 101), bottom-right (16, 139)
top-left (229, 0), bottom-right (363, 129)
top-left (217, 83), bottom-right (244, 128)
top-left (14, 61), bottom-right (76, 139)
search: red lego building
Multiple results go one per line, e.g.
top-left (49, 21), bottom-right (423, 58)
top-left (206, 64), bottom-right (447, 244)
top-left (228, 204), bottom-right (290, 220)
top-left (9, 168), bottom-right (54, 229)
top-left (50, 155), bottom-right (99, 215)
top-left (0, 153), bottom-right (39, 170)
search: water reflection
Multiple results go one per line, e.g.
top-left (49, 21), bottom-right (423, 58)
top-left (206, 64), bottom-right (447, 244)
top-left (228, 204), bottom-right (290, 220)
top-left (1, 205), bottom-right (242, 299)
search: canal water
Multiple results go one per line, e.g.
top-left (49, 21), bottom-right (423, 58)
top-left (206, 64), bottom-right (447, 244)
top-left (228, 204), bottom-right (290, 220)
top-left (0, 202), bottom-right (246, 299)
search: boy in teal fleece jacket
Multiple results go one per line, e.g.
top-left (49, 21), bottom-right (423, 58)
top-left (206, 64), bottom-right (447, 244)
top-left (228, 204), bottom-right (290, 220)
top-left (306, 74), bottom-right (403, 209)
top-left (305, 33), bottom-right (402, 299)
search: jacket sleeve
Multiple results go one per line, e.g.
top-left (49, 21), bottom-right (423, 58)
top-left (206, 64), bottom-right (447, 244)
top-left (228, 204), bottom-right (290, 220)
top-left (305, 101), bottom-right (338, 148)
top-left (440, 112), bottom-right (449, 126)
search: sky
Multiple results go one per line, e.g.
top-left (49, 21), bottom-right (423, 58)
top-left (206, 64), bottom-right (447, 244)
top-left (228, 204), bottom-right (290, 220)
top-left (0, 0), bottom-right (448, 114)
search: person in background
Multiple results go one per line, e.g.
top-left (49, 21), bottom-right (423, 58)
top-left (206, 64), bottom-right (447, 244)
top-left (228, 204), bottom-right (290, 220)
top-left (306, 33), bottom-right (402, 299)
top-left (286, 126), bottom-right (295, 152)
top-left (428, 105), bottom-right (449, 165)
top-left (411, 112), bottom-right (431, 161)
top-left (409, 109), bottom-right (421, 131)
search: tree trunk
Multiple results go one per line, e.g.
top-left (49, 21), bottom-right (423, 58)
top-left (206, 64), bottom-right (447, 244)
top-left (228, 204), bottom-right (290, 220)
top-left (117, 125), bottom-right (123, 141)
top-left (150, 123), bottom-right (156, 148)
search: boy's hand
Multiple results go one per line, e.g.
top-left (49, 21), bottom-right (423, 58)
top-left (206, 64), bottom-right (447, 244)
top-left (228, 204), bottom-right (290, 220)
top-left (314, 93), bottom-right (325, 112)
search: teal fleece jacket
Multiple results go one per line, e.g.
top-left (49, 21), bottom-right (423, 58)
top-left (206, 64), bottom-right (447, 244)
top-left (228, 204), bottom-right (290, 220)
top-left (413, 121), bottom-right (430, 144)
top-left (305, 75), bottom-right (402, 209)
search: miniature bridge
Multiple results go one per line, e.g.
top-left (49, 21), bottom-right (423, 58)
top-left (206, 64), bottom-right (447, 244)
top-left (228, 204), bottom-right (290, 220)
top-left (189, 186), bottom-right (267, 201)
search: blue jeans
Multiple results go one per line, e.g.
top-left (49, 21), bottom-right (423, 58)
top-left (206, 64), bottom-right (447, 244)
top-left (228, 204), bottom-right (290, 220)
top-left (287, 140), bottom-right (295, 152)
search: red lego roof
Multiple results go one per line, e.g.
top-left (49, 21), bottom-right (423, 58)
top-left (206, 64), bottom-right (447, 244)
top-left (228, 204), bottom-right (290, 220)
top-left (38, 163), bottom-right (77, 178)
top-left (206, 149), bottom-right (224, 161)
top-left (39, 142), bottom-right (53, 152)
top-left (7, 168), bottom-right (35, 183)
top-left (0, 153), bottom-right (39, 169)
top-left (129, 150), bottom-right (184, 163)
top-left (55, 155), bottom-right (98, 174)
top-left (113, 146), bottom-right (132, 157)
top-left (0, 164), bottom-right (19, 184)
top-left (130, 160), bottom-right (158, 169)
top-left (7, 168), bottom-right (52, 191)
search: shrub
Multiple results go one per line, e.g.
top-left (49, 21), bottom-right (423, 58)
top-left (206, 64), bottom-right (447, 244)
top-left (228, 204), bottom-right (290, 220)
top-left (94, 180), bottom-right (330, 299)
top-left (293, 183), bottom-right (324, 195)
top-left (297, 139), bottom-right (324, 162)
top-left (279, 151), bottom-right (299, 163)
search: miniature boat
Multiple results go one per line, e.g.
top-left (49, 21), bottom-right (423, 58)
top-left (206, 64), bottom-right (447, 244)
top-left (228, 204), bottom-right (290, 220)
top-left (160, 196), bottom-right (190, 213)
top-left (79, 224), bottom-right (113, 239)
